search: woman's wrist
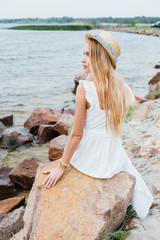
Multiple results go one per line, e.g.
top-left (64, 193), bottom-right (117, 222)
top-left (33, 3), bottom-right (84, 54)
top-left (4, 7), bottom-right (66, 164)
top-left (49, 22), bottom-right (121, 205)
top-left (58, 160), bottom-right (68, 171)
top-left (60, 158), bottom-right (69, 167)
top-left (58, 164), bottom-right (66, 171)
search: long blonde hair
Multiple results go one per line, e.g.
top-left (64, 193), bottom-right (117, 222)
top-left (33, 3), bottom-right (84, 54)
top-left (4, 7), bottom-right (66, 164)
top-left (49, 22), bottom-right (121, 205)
top-left (85, 37), bottom-right (135, 137)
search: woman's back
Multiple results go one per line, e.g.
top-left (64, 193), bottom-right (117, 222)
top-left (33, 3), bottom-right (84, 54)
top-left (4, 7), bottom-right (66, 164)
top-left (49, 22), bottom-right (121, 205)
top-left (79, 80), bottom-right (115, 138)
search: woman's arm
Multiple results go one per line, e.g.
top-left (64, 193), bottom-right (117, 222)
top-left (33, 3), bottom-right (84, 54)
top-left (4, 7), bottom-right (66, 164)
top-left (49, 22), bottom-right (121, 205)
top-left (60, 82), bottom-right (86, 165)
top-left (42, 82), bottom-right (86, 188)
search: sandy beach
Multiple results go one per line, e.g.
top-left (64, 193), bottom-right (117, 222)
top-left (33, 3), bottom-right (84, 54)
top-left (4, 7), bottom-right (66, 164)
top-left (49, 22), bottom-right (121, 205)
top-left (120, 98), bottom-right (160, 239)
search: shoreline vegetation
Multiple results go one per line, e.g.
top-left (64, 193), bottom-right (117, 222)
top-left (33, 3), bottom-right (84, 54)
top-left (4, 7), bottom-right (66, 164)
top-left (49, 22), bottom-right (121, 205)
top-left (7, 23), bottom-right (160, 37)
top-left (8, 24), bottom-right (94, 31)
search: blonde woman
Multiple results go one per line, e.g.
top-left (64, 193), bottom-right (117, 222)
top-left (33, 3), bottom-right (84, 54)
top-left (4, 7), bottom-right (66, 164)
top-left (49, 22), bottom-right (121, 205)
top-left (43, 31), bottom-right (153, 219)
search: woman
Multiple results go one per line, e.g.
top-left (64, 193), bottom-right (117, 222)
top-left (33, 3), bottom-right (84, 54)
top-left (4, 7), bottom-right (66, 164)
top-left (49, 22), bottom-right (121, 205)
top-left (42, 31), bottom-right (153, 219)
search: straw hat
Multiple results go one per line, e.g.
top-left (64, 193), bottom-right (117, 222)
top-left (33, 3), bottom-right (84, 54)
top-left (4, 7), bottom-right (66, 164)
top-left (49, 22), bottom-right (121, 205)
top-left (85, 31), bottom-right (121, 69)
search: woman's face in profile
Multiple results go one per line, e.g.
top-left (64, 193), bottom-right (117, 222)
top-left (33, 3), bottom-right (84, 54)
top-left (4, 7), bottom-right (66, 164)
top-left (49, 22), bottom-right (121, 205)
top-left (81, 41), bottom-right (90, 73)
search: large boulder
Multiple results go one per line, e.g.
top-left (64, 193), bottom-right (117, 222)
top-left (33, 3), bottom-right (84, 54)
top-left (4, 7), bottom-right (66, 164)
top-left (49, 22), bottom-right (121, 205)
top-left (9, 157), bottom-right (50, 190)
top-left (53, 113), bottom-right (74, 135)
top-left (12, 160), bottom-right (136, 240)
top-left (0, 196), bottom-right (25, 214)
top-left (0, 166), bottom-right (15, 200)
top-left (0, 121), bottom-right (6, 133)
top-left (49, 135), bottom-right (68, 160)
top-left (37, 124), bottom-right (59, 144)
top-left (74, 72), bottom-right (88, 88)
top-left (0, 206), bottom-right (25, 240)
top-left (63, 108), bottom-right (75, 116)
top-left (131, 103), bottom-right (153, 119)
top-left (148, 72), bottom-right (160, 95)
top-left (0, 114), bottom-right (13, 126)
top-left (0, 128), bottom-right (33, 149)
top-left (24, 108), bottom-right (62, 134)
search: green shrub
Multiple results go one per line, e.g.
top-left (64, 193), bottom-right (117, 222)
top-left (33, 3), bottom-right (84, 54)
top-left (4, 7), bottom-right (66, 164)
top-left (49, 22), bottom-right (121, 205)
top-left (128, 20), bottom-right (136, 27)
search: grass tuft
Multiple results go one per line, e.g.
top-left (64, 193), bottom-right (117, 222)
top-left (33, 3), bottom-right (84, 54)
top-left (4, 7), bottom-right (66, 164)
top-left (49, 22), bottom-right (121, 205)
top-left (102, 204), bottom-right (137, 240)
top-left (126, 104), bottom-right (137, 118)
top-left (148, 89), bottom-right (160, 99)
top-left (102, 229), bottom-right (131, 240)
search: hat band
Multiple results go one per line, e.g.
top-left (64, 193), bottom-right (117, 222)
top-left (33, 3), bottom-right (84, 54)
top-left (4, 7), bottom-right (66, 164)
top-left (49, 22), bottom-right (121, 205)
top-left (93, 34), bottom-right (117, 63)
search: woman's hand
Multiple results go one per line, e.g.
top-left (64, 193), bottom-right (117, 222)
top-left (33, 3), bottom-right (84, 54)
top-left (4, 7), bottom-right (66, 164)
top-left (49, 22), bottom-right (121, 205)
top-left (42, 166), bottom-right (66, 188)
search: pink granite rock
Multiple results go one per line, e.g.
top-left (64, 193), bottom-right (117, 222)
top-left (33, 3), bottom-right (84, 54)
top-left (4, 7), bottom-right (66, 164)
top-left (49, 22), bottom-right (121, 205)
top-left (0, 196), bottom-right (25, 214)
top-left (24, 108), bottom-right (62, 134)
top-left (0, 206), bottom-right (25, 240)
top-left (0, 166), bottom-right (15, 200)
top-left (53, 113), bottom-right (74, 135)
top-left (131, 103), bottom-right (153, 119)
top-left (0, 114), bottom-right (13, 126)
top-left (12, 162), bottom-right (136, 240)
top-left (9, 157), bottom-right (50, 190)
top-left (0, 128), bottom-right (33, 149)
top-left (37, 124), bottom-right (59, 144)
top-left (49, 134), bottom-right (68, 160)
top-left (74, 72), bottom-right (88, 88)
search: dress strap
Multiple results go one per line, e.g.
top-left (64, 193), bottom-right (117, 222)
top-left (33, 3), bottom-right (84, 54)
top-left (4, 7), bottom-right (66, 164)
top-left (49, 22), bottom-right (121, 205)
top-left (90, 81), bottom-right (102, 109)
top-left (79, 80), bottom-right (95, 109)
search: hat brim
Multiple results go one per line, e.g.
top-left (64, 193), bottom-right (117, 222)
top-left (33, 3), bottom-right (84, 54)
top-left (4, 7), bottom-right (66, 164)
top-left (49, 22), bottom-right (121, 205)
top-left (85, 33), bottom-right (116, 69)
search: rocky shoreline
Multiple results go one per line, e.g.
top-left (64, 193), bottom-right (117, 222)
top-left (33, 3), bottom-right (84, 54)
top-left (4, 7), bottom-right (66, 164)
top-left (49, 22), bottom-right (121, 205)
top-left (104, 25), bottom-right (160, 38)
top-left (0, 72), bottom-right (160, 239)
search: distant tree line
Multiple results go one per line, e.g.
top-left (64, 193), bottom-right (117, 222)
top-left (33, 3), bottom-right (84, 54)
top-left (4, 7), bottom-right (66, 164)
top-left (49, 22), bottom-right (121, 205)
top-left (0, 16), bottom-right (159, 24)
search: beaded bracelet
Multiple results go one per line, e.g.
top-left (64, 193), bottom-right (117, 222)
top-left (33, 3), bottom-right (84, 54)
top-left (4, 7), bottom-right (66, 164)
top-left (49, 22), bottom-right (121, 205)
top-left (60, 159), bottom-right (69, 167)
top-left (59, 161), bottom-right (67, 170)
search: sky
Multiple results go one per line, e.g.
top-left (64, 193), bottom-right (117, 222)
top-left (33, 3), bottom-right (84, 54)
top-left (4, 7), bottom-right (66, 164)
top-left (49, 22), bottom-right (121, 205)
top-left (0, 0), bottom-right (160, 19)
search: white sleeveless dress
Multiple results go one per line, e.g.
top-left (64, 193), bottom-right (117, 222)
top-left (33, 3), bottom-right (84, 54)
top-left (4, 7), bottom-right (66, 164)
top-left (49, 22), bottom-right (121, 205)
top-left (69, 80), bottom-right (153, 219)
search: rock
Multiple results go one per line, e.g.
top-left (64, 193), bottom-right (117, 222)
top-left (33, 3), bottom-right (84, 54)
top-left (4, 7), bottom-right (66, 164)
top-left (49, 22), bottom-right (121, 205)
top-left (37, 124), bottom-right (59, 144)
top-left (124, 140), bottom-right (134, 149)
top-left (148, 72), bottom-right (160, 94)
top-left (125, 216), bottom-right (160, 240)
top-left (154, 65), bottom-right (160, 69)
top-left (53, 113), bottom-right (74, 135)
top-left (131, 103), bottom-right (152, 119)
top-left (0, 206), bottom-right (25, 240)
top-left (0, 114), bottom-right (13, 126)
top-left (16, 161), bottom-right (135, 240)
top-left (148, 72), bottom-right (160, 85)
top-left (0, 121), bottom-right (6, 133)
top-left (152, 186), bottom-right (160, 195)
top-left (0, 128), bottom-right (33, 149)
top-left (24, 108), bottom-right (62, 134)
top-left (49, 135), bottom-right (68, 160)
top-left (9, 157), bottom-right (50, 190)
top-left (63, 108), bottom-right (75, 115)
top-left (74, 72), bottom-right (88, 88)
top-left (0, 166), bottom-right (15, 200)
top-left (130, 145), bottom-right (141, 154)
top-left (0, 196), bottom-right (25, 214)
top-left (138, 136), bottom-right (160, 157)
top-left (153, 157), bottom-right (160, 164)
